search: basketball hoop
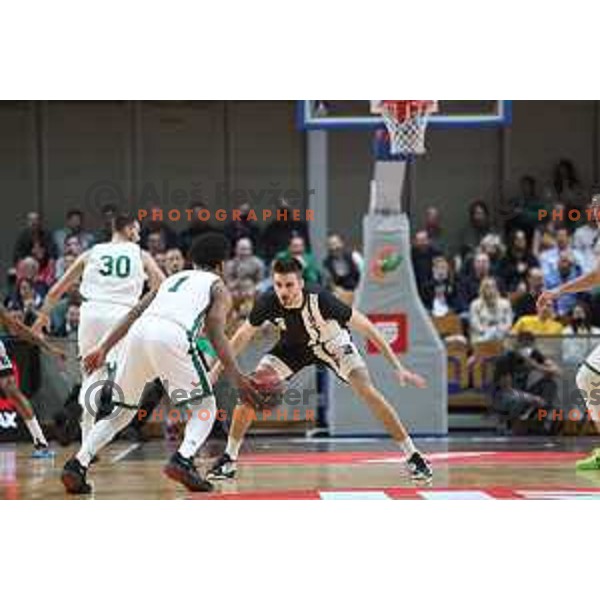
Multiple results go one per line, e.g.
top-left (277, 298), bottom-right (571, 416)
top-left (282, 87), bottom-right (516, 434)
top-left (378, 100), bottom-right (438, 156)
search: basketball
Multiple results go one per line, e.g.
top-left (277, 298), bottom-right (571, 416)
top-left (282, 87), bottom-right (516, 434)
top-left (244, 366), bottom-right (286, 409)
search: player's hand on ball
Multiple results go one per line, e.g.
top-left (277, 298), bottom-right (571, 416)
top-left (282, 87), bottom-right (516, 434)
top-left (83, 346), bottom-right (107, 374)
top-left (234, 373), bottom-right (262, 407)
top-left (396, 367), bottom-right (427, 389)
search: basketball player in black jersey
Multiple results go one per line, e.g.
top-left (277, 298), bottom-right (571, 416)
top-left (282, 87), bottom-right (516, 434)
top-left (208, 257), bottom-right (433, 481)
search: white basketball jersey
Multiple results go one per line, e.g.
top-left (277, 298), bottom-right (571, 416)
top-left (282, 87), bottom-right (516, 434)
top-left (145, 269), bottom-right (220, 336)
top-left (80, 242), bottom-right (146, 307)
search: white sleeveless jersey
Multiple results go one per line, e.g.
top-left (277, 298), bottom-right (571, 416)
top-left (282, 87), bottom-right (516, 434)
top-left (145, 269), bottom-right (220, 336)
top-left (80, 242), bottom-right (146, 307)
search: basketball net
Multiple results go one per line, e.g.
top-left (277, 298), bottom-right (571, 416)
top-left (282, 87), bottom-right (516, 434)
top-left (379, 100), bottom-right (437, 156)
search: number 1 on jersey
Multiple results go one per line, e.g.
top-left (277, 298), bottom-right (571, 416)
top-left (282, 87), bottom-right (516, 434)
top-left (168, 275), bottom-right (189, 292)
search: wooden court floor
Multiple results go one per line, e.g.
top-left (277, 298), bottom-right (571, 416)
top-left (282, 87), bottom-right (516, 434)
top-left (1, 436), bottom-right (600, 499)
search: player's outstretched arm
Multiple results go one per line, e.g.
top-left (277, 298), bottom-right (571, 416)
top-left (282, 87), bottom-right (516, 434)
top-left (538, 266), bottom-right (600, 310)
top-left (349, 309), bottom-right (427, 388)
top-left (82, 289), bottom-right (158, 374)
top-left (0, 305), bottom-right (65, 360)
top-left (208, 320), bottom-right (258, 384)
top-left (141, 250), bottom-right (166, 290)
top-left (33, 251), bottom-right (89, 334)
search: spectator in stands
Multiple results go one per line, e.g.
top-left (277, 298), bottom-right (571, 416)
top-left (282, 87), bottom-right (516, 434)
top-left (562, 302), bottom-right (600, 365)
top-left (4, 278), bottom-right (43, 326)
top-left (146, 230), bottom-right (167, 258)
top-left (469, 277), bottom-right (513, 343)
top-left (544, 251), bottom-right (587, 317)
top-left (55, 235), bottom-right (83, 278)
top-left (94, 203), bottom-right (118, 244)
top-left (165, 247), bottom-right (185, 276)
top-left (552, 159), bottom-right (584, 209)
top-left (154, 251), bottom-right (167, 275)
top-left (261, 197), bottom-right (310, 261)
top-left (15, 256), bottom-right (49, 298)
top-left (13, 211), bottom-right (57, 263)
top-left (512, 301), bottom-right (563, 336)
top-left (539, 226), bottom-right (584, 279)
top-left (457, 252), bottom-right (494, 313)
top-left (30, 240), bottom-right (56, 288)
top-left (478, 233), bottom-right (506, 277)
top-left (53, 209), bottom-right (95, 256)
top-left (140, 204), bottom-right (178, 251)
top-left (513, 267), bottom-right (546, 320)
top-left (322, 234), bottom-right (360, 295)
top-left (499, 229), bottom-right (539, 293)
top-left (276, 234), bottom-right (320, 284)
top-left (52, 301), bottom-right (80, 339)
top-left (573, 200), bottom-right (600, 274)
top-left (504, 175), bottom-right (547, 241)
top-left (411, 229), bottom-right (441, 300)
top-left (179, 201), bottom-right (218, 256)
top-left (457, 200), bottom-right (494, 260)
top-left (224, 237), bottom-right (266, 291)
top-left (223, 202), bottom-right (261, 250)
top-left (229, 277), bottom-right (258, 330)
top-left (422, 256), bottom-right (459, 317)
top-left (423, 206), bottom-right (447, 254)
top-left (492, 331), bottom-right (559, 429)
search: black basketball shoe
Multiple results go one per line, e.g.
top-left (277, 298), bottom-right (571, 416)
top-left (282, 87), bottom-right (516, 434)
top-left (61, 457), bottom-right (92, 495)
top-left (406, 452), bottom-right (433, 482)
top-left (163, 452), bottom-right (214, 492)
top-left (207, 453), bottom-right (237, 480)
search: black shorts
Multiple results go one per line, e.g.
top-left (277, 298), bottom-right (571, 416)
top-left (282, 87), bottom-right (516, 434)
top-left (258, 330), bottom-right (365, 383)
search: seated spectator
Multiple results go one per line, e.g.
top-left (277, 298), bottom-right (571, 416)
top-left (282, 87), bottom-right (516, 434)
top-left (492, 331), bottom-right (559, 429)
top-left (422, 256), bottom-right (459, 317)
top-left (52, 301), bottom-right (80, 339)
top-left (260, 197), bottom-right (310, 262)
top-left (4, 278), bottom-right (43, 326)
top-left (539, 226), bottom-right (584, 278)
top-left (94, 203), bottom-right (118, 244)
top-left (552, 158), bottom-right (585, 210)
top-left (154, 250), bottom-right (167, 275)
top-left (146, 231), bottom-right (167, 257)
top-left (573, 199), bottom-right (600, 273)
top-left (512, 302), bottom-right (563, 336)
top-left (13, 211), bottom-right (57, 263)
top-left (322, 234), bottom-right (360, 295)
top-left (140, 204), bottom-right (178, 251)
top-left (225, 237), bottom-right (266, 290)
top-left (499, 229), bottom-right (539, 293)
top-left (229, 277), bottom-right (258, 329)
top-left (504, 175), bottom-right (548, 241)
top-left (457, 252), bottom-right (496, 313)
top-left (49, 289), bottom-right (82, 335)
top-left (223, 202), bottom-right (261, 249)
top-left (53, 209), bottom-right (95, 256)
top-left (30, 240), bottom-right (56, 288)
top-left (15, 256), bottom-right (49, 298)
top-left (469, 277), bottom-right (513, 343)
top-left (179, 201), bottom-right (219, 256)
top-left (479, 233), bottom-right (506, 276)
top-left (457, 200), bottom-right (494, 261)
top-left (562, 302), bottom-right (600, 365)
top-left (165, 247), bottom-right (185, 276)
top-left (423, 206), bottom-right (447, 254)
top-left (55, 235), bottom-right (84, 278)
top-left (276, 235), bottom-right (320, 284)
top-left (513, 267), bottom-right (546, 320)
top-left (411, 230), bottom-right (441, 299)
top-left (544, 251), bottom-right (586, 317)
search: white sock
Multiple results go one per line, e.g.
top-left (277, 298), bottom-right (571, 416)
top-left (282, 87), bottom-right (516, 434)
top-left (76, 408), bottom-right (134, 467)
top-left (398, 437), bottom-right (416, 458)
top-left (25, 416), bottom-right (47, 446)
top-left (178, 397), bottom-right (216, 460)
top-left (225, 437), bottom-right (242, 460)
